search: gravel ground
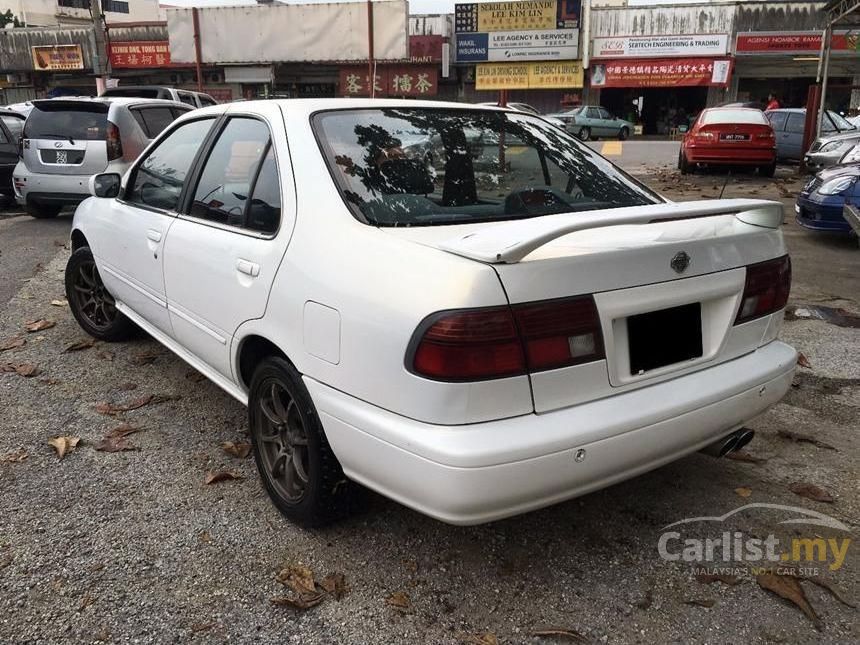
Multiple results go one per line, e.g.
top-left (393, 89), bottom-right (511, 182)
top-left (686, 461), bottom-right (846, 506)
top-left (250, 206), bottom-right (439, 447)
top-left (0, 172), bottom-right (857, 644)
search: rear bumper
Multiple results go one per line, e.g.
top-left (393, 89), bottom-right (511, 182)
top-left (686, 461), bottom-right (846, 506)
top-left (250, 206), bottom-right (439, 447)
top-left (12, 165), bottom-right (93, 206)
top-left (308, 340), bottom-right (797, 525)
top-left (685, 145), bottom-right (775, 165)
top-left (795, 195), bottom-right (852, 232)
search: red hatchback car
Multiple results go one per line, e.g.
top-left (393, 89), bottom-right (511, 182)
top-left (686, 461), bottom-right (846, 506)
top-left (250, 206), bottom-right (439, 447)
top-left (679, 108), bottom-right (777, 176)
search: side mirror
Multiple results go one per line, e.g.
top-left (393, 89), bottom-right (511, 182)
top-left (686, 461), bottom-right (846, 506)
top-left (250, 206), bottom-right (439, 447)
top-left (89, 173), bottom-right (121, 198)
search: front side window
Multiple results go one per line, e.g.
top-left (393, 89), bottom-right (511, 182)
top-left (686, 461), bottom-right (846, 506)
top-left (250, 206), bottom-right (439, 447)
top-left (314, 108), bottom-right (659, 227)
top-left (190, 118), bottom-right (273, 229)
top-left (126, 118), bottom-right (215, 211)
top-left (598, 108), bottom-right (613, 121)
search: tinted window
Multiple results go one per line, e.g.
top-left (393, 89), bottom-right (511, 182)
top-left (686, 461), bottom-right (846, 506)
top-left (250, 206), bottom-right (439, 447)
top-left (24, 104), bottom-right (107, 140)
top-left (126, 118), bottom-right (215, 211)
top-left (766, 111), bottom-right (788, 131)
top-left (1, 115), bottom-right (24, 141)
top-left (701, 109), bottom-right (768, 125)
top-left (177, 92), bottom-right (197, 107)
top-left (786, 113), bottom-right (806, 134)
top-left (246, 146), bottom-right (281, 234)
top-left (190, 118), bottom-right (271, 227)
top-left (199, 95), bottom-right (218, 107)
top-left (314, 108), bottom-right (659, 227)
top-left (102, 88), bottom-right (161, 99)
top-left (132, 106), bottom-right (177, 138)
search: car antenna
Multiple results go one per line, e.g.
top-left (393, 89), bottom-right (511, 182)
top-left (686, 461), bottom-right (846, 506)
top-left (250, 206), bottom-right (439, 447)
top-left (718, 169), bottom-right (731, 199)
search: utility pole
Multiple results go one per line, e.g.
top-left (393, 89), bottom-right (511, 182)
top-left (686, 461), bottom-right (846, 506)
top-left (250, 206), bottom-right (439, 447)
top-left (89, 0), bottom-right (110, 95)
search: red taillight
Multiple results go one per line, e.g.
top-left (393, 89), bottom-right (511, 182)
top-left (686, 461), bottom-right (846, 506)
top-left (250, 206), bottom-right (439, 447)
top-left (735, 255), bottom-right (791, 325)
top-left (755, 132), bottom-right (775, 141)
top-left (694, 131), bottom-right (716, 141)
top-left (106, 121), bottom-right (123, 161)
top-left (410, 296), bottom-right (605, 381)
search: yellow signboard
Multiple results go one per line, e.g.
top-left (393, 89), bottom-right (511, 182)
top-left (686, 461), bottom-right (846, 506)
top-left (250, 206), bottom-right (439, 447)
top-left (477, 1), bottom-right (557, 32)
top-left (476, 61), bottom-right (584, 90)
top-left (32, 44), bottom-right (84, 71)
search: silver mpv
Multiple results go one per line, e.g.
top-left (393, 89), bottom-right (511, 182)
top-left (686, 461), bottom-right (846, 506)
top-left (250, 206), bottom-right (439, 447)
top-left (13, 97), bottom-right (193, 218)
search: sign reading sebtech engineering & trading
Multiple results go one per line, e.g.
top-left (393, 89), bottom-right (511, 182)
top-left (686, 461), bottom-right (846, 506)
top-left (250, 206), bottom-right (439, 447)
top-left (457, 29), bottom-right (578, 62)
top-left (591, 34), bottom-right (730, 59)
top-left (455, 1), bottom-right (581, 32)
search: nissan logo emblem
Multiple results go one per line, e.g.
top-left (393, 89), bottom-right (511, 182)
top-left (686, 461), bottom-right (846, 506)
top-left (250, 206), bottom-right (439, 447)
top-left (671, 251), bottom-right (691, 274)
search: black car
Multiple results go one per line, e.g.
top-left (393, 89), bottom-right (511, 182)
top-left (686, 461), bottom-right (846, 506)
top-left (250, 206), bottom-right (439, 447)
top-left (0, 108), bottom-right (25, 198)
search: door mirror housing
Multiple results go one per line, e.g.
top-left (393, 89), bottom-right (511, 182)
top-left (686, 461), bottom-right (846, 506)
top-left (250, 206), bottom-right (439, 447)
top-left (89, 173), bottom-right (121, 198)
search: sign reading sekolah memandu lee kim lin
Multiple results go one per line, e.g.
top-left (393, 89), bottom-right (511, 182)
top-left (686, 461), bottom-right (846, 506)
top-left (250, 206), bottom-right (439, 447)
top-left (455, 1), bottom-right (581, 33)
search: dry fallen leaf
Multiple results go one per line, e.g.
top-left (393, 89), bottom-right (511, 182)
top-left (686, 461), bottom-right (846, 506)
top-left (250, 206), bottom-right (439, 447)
top-left (757, 572), bottom-right (820, 627)
top-left (39, 377), bottom-right (61, 385)
top-left (24, 319), bottom-right (55, 333)
top-left (734, 487), bottom-right (753, 498)
top-left (79, 591), bottom-right (96, 611)
top-left (198, 530), bottom-right (212, 544)
top-left (221, 441), bottom-right (252, 459)
top-left (0, 336), bottom-right (26, 352)
top-left (48, 436), bottom-right (80, 461)
top-left (185, 370), bottom-right (206, 383)
top-left (797, 352), bottom-right (812, 369)
top-left (696, 572), bottom-right (741, 586)
top-left (276, 565), bottom-right (317, 595)
top-left (777, 429), bottom-right (837, 451)
top-left (1, 450), bottom-right (28, 463)
top-left (64, 339), bottom-right (95, 352)
top-left (97, 350), bottom-right (114, 361)
top-left (95, 435), bottom-right (137, 453)
top-left (530, 628), bottom-right (587, 642)
top-left (271, 592), bottom-right (324, 610)
top-left (203, 470), bottom-right (242, 485)
top-left (789, 482), bottom-right (835, 503)
top-left (190, 622), bottom-right (216, 633)
top-left (457, 633), bottom-right (500, 645)
top-left (684, 598), bottom-right (716, 608)
top-left (320, 573), bottom-right (347, 599)
top-left (95, 395), bottom-right (165, 416)
top-left (14, 363), bottom-right (40, 378)
top-left (131, 349), bottom-right (161, 366)
top-left (50, 299), bottom-right (68, 307)
top-left (726, 451), bottom-right (767, 464)
top-left (105, 424), bottom-right (140, 439)
top-left (386, 591), bottom-right (411, 610)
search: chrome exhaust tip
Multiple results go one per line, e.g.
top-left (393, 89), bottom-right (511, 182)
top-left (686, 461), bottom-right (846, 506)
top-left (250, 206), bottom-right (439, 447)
top-left (699, 428), bottom-right (753, 458)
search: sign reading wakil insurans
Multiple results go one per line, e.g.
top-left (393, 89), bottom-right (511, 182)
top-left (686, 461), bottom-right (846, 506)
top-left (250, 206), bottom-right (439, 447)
top-left (475, 61), bottom-right (584, 90)
top-left (735, 31), bottom-right (860, 55)
top-left (31, 44), bottom-right (84, 71)
top-left (590, 58), bottom-right (732, 88)
top-left (110, 41), bottom-right (171, 68)
top-left (455, 1), bottom-right (581, 33)
top-left (591, 35), bottom-right (729, 59)
top-left (340, 66), bottom-right (438, 97)
top-left (457, 29), bottom-right (578, 62)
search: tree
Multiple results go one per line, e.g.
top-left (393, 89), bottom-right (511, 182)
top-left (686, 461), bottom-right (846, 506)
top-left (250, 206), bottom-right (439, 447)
top-left (0, 9), bottom-right (26, 28)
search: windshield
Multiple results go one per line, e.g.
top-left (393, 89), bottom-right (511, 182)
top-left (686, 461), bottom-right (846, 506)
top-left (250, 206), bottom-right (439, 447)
top-left (24, 105), bottom-right (107, 141)
top-left (313, 108), bottom-right (660, 227)
top-left (827, 111), bottom-right (855, 132)
top-left (701, 109), bottom-right (769, 126)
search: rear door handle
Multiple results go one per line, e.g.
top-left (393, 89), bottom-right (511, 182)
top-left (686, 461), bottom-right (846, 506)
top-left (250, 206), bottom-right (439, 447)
top-left (236, 259), bottom-right (260, 277)
top-left (146, 229), bottom-right (162, 243)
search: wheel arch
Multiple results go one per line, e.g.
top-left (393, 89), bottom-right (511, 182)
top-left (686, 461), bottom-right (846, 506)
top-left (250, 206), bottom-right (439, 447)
top-left (70, 229), bottom-right (89, 252)
top-left (236, 334), bottom-right (291, 392)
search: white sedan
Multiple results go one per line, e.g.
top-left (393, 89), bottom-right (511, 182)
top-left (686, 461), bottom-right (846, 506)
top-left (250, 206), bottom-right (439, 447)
top-left (66, 99), bottom-right (797, 526)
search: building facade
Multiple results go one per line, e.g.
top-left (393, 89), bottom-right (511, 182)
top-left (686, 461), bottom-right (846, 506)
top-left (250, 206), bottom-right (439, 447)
top-left (0, 0), bottom-right (161, 27)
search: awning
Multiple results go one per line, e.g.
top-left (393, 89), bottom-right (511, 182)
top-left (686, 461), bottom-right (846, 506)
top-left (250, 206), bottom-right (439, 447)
top-left (590, 57), bottom-right (733, 88)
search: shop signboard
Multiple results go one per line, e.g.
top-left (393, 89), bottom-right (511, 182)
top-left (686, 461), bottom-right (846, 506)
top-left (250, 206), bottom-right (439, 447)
top-left (735, 31), bottom-right (860, 55)
top-left (475, 61), bottom-right (584, 90)
top-left (110, 41), bottom-right (172, 68)
top-left (591, 34), bottom-right (730, 59)
top-left (589, 58), bottom-right (732, 88)
top-left (31, 44), bottom-right (84, 71)
top-left (340, 65), bottom-right (438, 97)
top-left (409, 35), bottom-right (444, 63)
top-left (455, 1), bottom-right (581, 33)
top-left (456, 29), bottom-right (579, 62)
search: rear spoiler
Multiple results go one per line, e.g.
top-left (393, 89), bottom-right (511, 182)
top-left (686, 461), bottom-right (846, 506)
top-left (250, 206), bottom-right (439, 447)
top-left (438, 199), bottom-right (783, 264)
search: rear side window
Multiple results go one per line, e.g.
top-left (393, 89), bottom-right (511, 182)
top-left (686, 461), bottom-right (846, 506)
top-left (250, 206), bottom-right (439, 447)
top-left (24, 105), bottom-right (107, 140)
top-left (701, 109), bottom-right (768, 126)
top-left (1, 115), bottom-right (24, 140)
top-left (126, 118), bottom-right (215, 211)
top-left (189, 117), bottom-right (279, 231)
top-left (103, 88), bottom-right (161, 99)
top-left (766, 111), bottom-right (788, 131)
top-left (131, 106), bottom-right (178, 138)
top-left (199, 95), bottom-right (217, 107)
top-left (177, 92), bottom-right (197, 107)
top-left (786, 113), bottom-right (806, 134)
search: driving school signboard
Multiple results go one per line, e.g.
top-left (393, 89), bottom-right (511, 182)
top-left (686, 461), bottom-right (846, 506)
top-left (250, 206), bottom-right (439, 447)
top-left (591, 34), bottom-right (729, 59)
top-left (456, 29), bottom-right (579, 62)
top-left (455, 1), bottom-right (581, 33)
top-left (475, 61), bottom-right (584, 90)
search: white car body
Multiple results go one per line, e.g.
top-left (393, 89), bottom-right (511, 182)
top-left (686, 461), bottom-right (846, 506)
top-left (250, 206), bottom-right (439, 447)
top-left (69, 99), bottom-right (796, 525)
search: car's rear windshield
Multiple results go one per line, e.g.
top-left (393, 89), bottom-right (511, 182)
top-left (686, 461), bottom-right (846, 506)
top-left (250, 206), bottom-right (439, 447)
top-left (24, 104), bottom-right (107, 140)
top-left (313, 108), bottom-right (660, 227)
top-left (701, 109), bottom-right (769, 126)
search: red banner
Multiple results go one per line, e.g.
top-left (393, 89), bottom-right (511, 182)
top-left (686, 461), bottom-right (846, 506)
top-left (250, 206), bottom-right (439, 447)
top-left (409, 35), bottom-right (444, 63)
top-left (735, 31), bottom-right (859, 55)
top-left (109, 41), bottom-right (171, 68)
top-left (340, 65), bottom-right (438, 97)
top-left (590, 57), bottom-right (732, 88)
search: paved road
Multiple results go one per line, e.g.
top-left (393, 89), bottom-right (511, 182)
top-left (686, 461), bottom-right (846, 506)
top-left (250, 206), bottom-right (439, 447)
top-left (585, 139), bottom-right (682, 173)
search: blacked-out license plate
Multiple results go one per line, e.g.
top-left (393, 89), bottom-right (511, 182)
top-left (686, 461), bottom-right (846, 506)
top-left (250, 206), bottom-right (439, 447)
top-left (628, 303), bottom-right (703, 374)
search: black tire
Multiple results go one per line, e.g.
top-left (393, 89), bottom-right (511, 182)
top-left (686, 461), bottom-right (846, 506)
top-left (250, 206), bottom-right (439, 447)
top-left (249, 356), bottom-right (358, 527)
top-left (618, 127), bottom-right (629, 141)
top-left (678, 151), bottom-right (692, 175)
top-left (65, 247), bottom-right (135, 341)
top-left (578, 127), bottom-right (591, 141)
top-left (26, 203), bottom-right (61, 219)
top-left (759, 162), bottom-right (776, 178)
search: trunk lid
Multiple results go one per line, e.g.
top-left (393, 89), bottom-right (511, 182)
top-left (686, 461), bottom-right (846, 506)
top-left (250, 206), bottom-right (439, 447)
top-left (22, 100), bottom-right (109, 176)
top-left (386, 199), bottom-right (788, 412)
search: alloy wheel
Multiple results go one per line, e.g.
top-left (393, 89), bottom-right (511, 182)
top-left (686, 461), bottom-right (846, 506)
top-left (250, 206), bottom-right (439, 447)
top-left (70, 259), bottom-right (118, 331)
top-left (256, 379), bottom-right (310, 503)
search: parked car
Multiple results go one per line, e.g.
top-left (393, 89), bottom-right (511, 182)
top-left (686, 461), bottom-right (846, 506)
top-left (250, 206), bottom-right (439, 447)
top-left (804, 120), bottom-right (860, 172)
top-left (13, 97), bottom-right (193, 218)
top-left (478, 102), bottom-right (565, 128)
top-left (66, 99), bottom-right (795, 527)
top-left (839, 141), bottom-right (860, 166)
top-left (679, 107), bottom-right (776, 176)
top-left (560, 106), bottom-right (634, 141)
top-left (765, 108), bottom-right (856, 163)
top-left (4, 101), bottom-right (35, 117)
top-left (795, 162), bottom-right (859, 234)
top-left (100, 85), bottom-right (218, 109)
top-left (0, 108), bottom-right (25, 198)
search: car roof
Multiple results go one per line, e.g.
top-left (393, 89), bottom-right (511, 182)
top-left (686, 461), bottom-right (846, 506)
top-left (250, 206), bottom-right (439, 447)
top-left (102, 85), bottom-right (210, 96)
top-left (32, 97), bottom-right (189, 108)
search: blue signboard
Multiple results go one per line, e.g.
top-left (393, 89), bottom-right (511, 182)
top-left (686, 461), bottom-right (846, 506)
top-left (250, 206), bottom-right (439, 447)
top-left (456, 33), bottom-right (489, 62)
